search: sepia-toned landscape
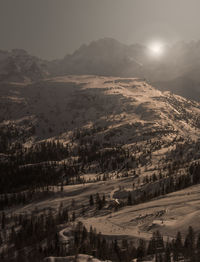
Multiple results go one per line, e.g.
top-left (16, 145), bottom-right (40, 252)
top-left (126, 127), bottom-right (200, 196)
top-left (1, 1), bottom-right (200, 261)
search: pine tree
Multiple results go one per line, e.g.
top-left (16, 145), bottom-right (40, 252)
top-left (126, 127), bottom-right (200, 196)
top-left (60, 181), bottom-right (64, 192)
top-left (1, 211), bottom-right (5, 230)
top-left (175, 231), bottom-right (183, 256)
top-left (127, 191), bottom-right (132, 205)
top-left (137, 239), bottom-right (146, 259)
top-left (72, 211), bottom-right (76, 221)
top-left (184, 226), bottom-right (195, 258)
top-left (89, 195), bottom-right (94, 206)
top-left (164, 242), bottom-right (171, 262)
top-left (102, 194), bottom-right (106, 206)
top-left (196, 233), bottom-right (200, 254)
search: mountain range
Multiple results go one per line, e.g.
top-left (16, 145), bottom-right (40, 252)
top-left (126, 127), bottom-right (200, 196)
top-left (1, 38), bottom-right (200, 101)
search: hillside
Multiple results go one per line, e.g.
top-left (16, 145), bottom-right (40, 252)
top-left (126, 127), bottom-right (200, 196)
top-left (1, 75), bottom-right (200, 188)
top-left (1, 75), bottom-right (200, 261)
top-left (1, 75), bottom-right (200, 141)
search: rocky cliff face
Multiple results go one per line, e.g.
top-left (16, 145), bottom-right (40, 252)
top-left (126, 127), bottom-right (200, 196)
top-left (0, 49), bottom-right (49, 82)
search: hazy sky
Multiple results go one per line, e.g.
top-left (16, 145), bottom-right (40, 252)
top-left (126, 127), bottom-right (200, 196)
top-left (0, 0), bottom-right (200, 60)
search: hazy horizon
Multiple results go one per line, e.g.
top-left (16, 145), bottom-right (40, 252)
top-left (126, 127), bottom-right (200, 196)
top-left (1, 0), bottom-right (200, 60)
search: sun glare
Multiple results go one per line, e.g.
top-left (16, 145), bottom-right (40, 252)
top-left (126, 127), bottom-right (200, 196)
top-left (148, 41), bottom-right (164, 57)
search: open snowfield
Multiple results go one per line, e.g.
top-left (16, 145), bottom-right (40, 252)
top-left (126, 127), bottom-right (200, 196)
top-left (8, 176), bottom-right (200, 243)
top-left (44, 254), bottom-right (111, 262)
top-left (81, 183), bottom-right (200, 241)
top-left (1, 75), bottom-right (200, 144)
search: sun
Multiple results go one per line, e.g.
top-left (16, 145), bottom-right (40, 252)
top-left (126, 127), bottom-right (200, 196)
top-left (148, 41), bottom-right (164, 57)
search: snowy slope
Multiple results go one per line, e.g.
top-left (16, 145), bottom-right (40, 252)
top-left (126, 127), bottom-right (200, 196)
top-left (0, 75), bottom-right (199, 145)
top-left (44, 254), bottom-right (111, 262)
top-left (2, 75), bottom-right (200, 262)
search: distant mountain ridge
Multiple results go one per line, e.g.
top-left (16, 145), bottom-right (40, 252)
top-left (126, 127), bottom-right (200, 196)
top-left (1, 38), bottom-right (200, 101)
top-left (0, 49), bottom-right (49, 82)
top-left (50, 38), bottom-right (144, 77)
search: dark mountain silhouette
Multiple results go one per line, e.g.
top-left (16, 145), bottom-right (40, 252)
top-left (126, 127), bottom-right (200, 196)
top-left (1, 38), bottom-right (200, 101)
top-left (0, 49), bottom-right (49, 82)
top-left (154, 75), bottom-right (200, 102)
top-left (50, 38), bottom-right (144, 77)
